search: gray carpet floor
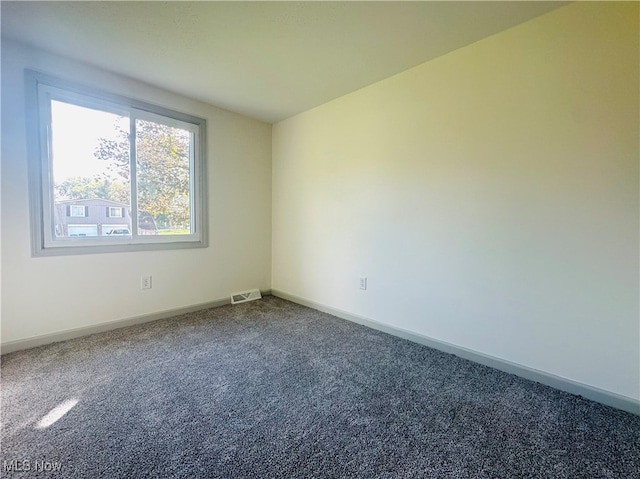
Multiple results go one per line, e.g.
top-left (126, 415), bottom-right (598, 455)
top-left (1, 296), bottom-right (639, 478)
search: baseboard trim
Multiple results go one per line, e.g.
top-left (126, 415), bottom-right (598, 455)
top-left (2, 289), bottom-right (275, 355)
top-left (271, 289), bottom-right (640, 416)
top-left (1, 293), bottom-right (248, 355)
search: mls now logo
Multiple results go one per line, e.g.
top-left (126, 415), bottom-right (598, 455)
top-left (3, 459), bottom-right (62, 472)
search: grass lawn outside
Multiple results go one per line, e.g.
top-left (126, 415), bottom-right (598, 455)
top-left (157, 229), bottom-right (190, 235)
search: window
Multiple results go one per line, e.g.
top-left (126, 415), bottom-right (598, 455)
top-left (108, 207), bottom-right (123, 218)
top-left (27, 71), bottom-right (207, 256)
top-left (69, 205), bottom-right (86, 217)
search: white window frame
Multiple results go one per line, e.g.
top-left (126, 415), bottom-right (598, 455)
top-left (108, 207), bottom-right (123, 218)
top-left (26, 70), bottom-right (208, 256)
top-left (69, 205), bottom-right (86, 217)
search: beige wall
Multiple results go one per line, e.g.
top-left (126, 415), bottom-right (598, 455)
top-left (272, 2), bottom-right (639, 400)
top-left (1, 41), bottom-right (272, 344)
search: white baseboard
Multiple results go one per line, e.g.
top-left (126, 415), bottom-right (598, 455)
top-left (271, 289), bottom-right (640, 416)
top-left (1, 289), bottom-right (272, 355)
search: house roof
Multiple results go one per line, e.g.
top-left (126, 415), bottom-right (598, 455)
top-left (55, 198), bottom-right (129, 207)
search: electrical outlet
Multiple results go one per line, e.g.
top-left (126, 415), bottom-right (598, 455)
top-left (141, 275), bottom-right (152, 290)
top-left (359, 277), bottom-right (367, 290)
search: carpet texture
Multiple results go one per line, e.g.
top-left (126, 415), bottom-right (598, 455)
top-left (1, 296), bottom-right (639, 478)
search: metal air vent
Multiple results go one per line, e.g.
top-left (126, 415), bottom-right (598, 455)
top-left (231, 289), bottom-right (262, 305)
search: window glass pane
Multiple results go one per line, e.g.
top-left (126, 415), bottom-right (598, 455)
top-left (31, 72), bottom-right (206, 255)
top-left (109, 207), bottom-right (123, 218)
top-left (50, 100), bottom-right (130, 238)
top-left (135, 119), bottom-right (192, 235)
top-left (69, 205), bottom-right (85, 217)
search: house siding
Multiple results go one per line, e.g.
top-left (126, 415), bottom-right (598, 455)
top-left (54, 198), bottom-right (133, 236)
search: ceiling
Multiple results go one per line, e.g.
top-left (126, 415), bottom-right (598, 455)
top-left (1, 1), bottom-right (567, 123)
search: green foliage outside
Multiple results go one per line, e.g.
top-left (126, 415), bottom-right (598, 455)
top-left (55, 120), bottom-right (191, 231)
top-left (55, 176), bottom-right (129, 204)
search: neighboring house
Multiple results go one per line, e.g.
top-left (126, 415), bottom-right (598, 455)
top-left (54, 198), bottom-right (157, 237)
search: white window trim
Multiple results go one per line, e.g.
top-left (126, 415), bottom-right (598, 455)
top-left (108, 207), bottom-right (123, 218)
top-left (26, 70), bottom-right (208, 256)
top-left (69, 205), bottom-right (86, 217)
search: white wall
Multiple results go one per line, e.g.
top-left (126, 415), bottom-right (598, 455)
top-left (272, 2), bottom-right (639, 400)
top-left (1, 41), bottom-right (272, 344)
